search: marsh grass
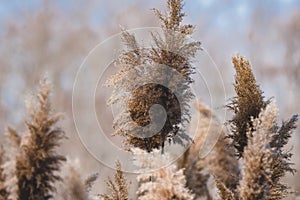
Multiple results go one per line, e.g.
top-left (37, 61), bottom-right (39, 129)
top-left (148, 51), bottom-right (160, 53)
top-left (0, 0), bottom-right (298, 200)
top-left (106, 0), bottom-right (201, 152)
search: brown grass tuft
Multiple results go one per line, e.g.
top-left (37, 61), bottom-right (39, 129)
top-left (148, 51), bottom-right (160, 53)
top-left (137, 165), bottom-right (194, 200)
top-left (0, 146), bottom-right (8, 200)
top-left (61, 166), bottom-right (98, 200)
top-left (152, 0), bottom-right (185, 31)
top-left (238, 104), bottom-right (276, 199)
top-left (178, 102), bottom-right (239, 199)
top-left (215, 179), bottom-right (234, 200)
top-left (107, 0), bottom-right (201, 152)
top-left (15, 78), bottom-right (66, 200)
top-left (100, 161), bottom-right (129, 200)
top-left (227, 54), bottom-right (269, 158)
top-left (238, 103), bottom-right (297, 200)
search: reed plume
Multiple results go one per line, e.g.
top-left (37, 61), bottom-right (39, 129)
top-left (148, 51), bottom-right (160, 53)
top-left (107, 0), bottom-right (201, 152)
top-left (0, 1), bottom-right (299, 200)
top-left (61, 166), bottom-right (98, 200)
top-left (15, 78), bottom-right (66, 200)
top-left (215, 180), bottom-right (234, 200)
top-left (223, 55), bottom-right (298, 200)
top-left (178, 102), bottom-right (239, 199)
top-left (100, 161), bottom-right (129, 200)
top-left (227, 54), bottom-right (269, 158)
top-left (238, 103), bottom-right (282, 199)
top-left (0, 146), bottom-right (8, 200)
top-left (137, 165), bottom-right (194, 200)
top-left (132, 148), bottom-right (194, 199)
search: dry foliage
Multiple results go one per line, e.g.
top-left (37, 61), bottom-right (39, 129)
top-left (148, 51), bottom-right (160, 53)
top-left (0, 147), bottom-right (8, 200)
top-left (100, 161), bottom-right (129, 200)
top-left (0, 1), bottom-right (298, 200)
top-left (237, 103), bottom-right (298, 200)
top-left (15, 79), bottom-right (66, 200)
top-left (176, 55), bottom-right (298, 200)
top-left (137, 165), bottom-right (194, 200)
top-left (215, 180), bottom-right (234, 200)
top-left (107, 0), bottom-right (201, 152)
top-left (227, 54), bottom-right (270, 158)
top-left (0, 78), bottom-right (98, 200)
top-left (60, 166), bottom-right (98, 200)
top-left (177, 102), bottom-right (239, 199)
top-left (238, 104), bottom-right (279, 199)
top-left (217, 56), bottom-right (298, 200)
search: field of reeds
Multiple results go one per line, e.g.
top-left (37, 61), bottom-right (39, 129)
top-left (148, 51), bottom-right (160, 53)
top-left (0, 0), bottom-right (300, 200)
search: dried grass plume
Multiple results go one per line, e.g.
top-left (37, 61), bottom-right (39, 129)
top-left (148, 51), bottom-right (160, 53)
top-left (16, 78), bottom-right (66, 200)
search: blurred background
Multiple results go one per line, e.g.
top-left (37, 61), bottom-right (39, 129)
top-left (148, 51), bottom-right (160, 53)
top-left (0, 0), bottom-right (300, 198)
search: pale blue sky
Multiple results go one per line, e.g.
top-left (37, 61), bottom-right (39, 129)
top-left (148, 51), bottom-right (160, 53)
top-left (1, 0), bottom-right (299, 27)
